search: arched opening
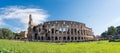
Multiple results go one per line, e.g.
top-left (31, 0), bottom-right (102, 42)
top-left (41, 36), bottom-right (44, 40)
top-left (59, 37), bottom-right (61, 40)
top-left (33, 26), bottom-right (37, 32)
top-left (63, 37), bottom-right (66, 40)
top-left (45, 29), bottom-right (47, 32)
top-left (71, 37), bottom-right (74, 40)
top-left (51, 36), bottom-right (54, 41)
top-left (42, 25), bottom-right (46, 29)
top-left (67, 36), bottom-right (70, 40)
top-left (51, 28), bottom-right (54, 34)
top-left (74, 29), bottom-right (77, 35)
top-left (34, 33), bottom-right (38, 40)
top-left (67, 29), bottom-right (70, 34)
top-left (78, 31), bottom-right (80, 35)
top-left (47, 36), bottom-right (50, 40)
top-left (55, 37), bottom-right (58, 40)
top-left (55, 30), bottom-right (59, 34)
top-left (78, 37), bottom-right (80, 40)
top-left (85, 37), bottom-right (87, 40)
top-left (81, 37), bottom-right (84, 40)
top-left (48, 37), bottom-right (50, 40)
top-left (38, 36), bottom-right (40, 40)
top-left (81, 30), bottom-right (83, 35)
top-left (75, 37), bottom-right (77, 40)
top-left (71, 29), bottom-right (73, 35)
top-left (48, 28), bottom-right (50, 33)
top-left (39, 28), bottom-right (41, 32)
top-left (45, 33), bottom-right (50, 40)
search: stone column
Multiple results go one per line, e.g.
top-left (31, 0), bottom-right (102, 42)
top-left (37, 28), bottom-right (39, 41)
top-left (84, 29), bottom-right (86, 40)
top-left (84, 29), bottom-right (86, 41)
top-left (58, 24), bottom-right (59, 35)
top-left (60, 24), bottom-right (63, 42)
top-left (47, 25), bottom-right (48, 33)
top-left (73, 25), bottom-right (75, 35)
top-left (50, 25), bottom-right (52, 42)
top-left (79, 30), bottom-right (81, 41)
top-left (70, 24), bottom-right (71, 35)
top-left (32, 32), bottom-right (34, 41)
top-left (86, 30), bottom-right (87, 40)
top-left (54, 24), bottom-right (55, 35)
top-left (83, 29), bottom-right (85, 41)
top-left (66, 24), bottom-right (67, 35)
top-left (53, 24), bottom-right (55, 41)
top-left (46, 25), bottom-right (48, 41)
top-left (62, 24), bottom-right (63, 35)
top-left (79, 25), bottom-right (81, 36)
top-left (79, 26), bottom-right (81, 35)
top-left (76, 25), bottom-right (78, 35)
top-left (73, 24), bottom-right (75, 41)
top-left (78, 25), bottom-right (80, 41)
top-left (69, 24), bottom-right (71, 41)
top-left (82, 27), bottom-right (84, 40)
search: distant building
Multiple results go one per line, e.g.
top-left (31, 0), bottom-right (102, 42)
top-left (94, 35), bottom-right (101, 40)
top-left (27, 14), bottom-right (95, 42)
top-left (18, 31), bottom-right (28, 39)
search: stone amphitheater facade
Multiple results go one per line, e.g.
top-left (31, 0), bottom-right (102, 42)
top-left (27, 14), bottom-right (95, 42)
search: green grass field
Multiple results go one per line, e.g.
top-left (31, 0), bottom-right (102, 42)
top-left (0, 39), bottom-right (120, 53)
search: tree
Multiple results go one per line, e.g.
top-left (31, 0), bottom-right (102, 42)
top-left (0, 28), bottom-right (15, 39)
top-left (101, 31), bottom-right (108, 38)
top-left (107, 26), bottom-right (117, 35)
top-left (101, 26), bottom-right (117, 39)
top-left (0, 28), bottom-right (3, 38)
top-left (116, 26), bottom-right (120, 35)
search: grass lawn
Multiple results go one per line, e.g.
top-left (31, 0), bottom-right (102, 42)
top-left (0, 39), bottom-right (120, 53)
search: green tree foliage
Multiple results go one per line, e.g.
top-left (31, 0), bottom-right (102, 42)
top-left (116, 26), bottom-right (120, 35)
top-left (101, 26), bottom-right (120, 38)
top-left (101, 31), bottom-right (108, 38)
top-left (0, 28), bottom-right (25, 40)
top-left (0, 29), bottom-right (3, 39)
top-left (107, 26), bottom-right (117, 35)
top-left (0, 28), bottom-right (16, 39)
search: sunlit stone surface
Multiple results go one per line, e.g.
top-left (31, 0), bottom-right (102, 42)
top-left (27, 14), bottom-right (95, 42)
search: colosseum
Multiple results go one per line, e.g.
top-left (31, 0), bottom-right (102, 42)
top-left (27, 14), bottom-right (95, 42)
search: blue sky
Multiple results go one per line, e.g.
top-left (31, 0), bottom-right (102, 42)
top-left (0, 0), bottom-right (120, 35)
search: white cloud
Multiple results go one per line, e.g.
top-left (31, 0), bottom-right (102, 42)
top-left (0, 6), bottom-right (49, 32)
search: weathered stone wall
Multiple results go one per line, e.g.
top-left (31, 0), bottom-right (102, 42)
top-left (31, 20), bottom-right (94, 42)
top-left (27, 14), bottom-right (94, 42)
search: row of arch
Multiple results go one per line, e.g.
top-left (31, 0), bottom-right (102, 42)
top-left (34, 35), bottom-right (88, 41)
top-left (44, 21), bottom-right (85, 27)
top-left (33, 26), bottom-right (89, 36)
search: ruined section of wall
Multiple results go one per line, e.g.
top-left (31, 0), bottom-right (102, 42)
top-left (27, 14), bottom-right (94, 42)
top-left (27, 14), bottom-right (35, 41)
top-left (19, 31), bottom-right (28, 39)
top-left (30, 20), bottom-right (94, 42)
